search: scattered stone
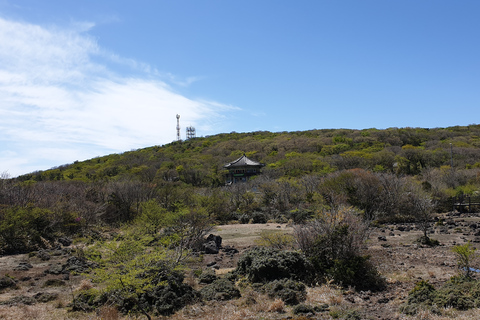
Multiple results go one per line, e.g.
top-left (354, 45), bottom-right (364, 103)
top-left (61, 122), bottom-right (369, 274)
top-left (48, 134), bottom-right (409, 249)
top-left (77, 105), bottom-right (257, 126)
top-left (203, 234), bottom-right (223, 254)
top-left (14, 262), bottom-right (33, 271)
top-left (34, 292), bottom-right (58, 303)
top-left (203, 241), bottom-right (219, 254)
top-left (45, 264), bottom-right (63, 275)
top-left (206, 261), bottom-right (217, 267)
top-left (378, 236), bottom-right (387, 241)
top-left (58, 237), bottom-right (72, 247)
top-left (222, 246), bottom-right (239, 254)
top-left (378, 297), bottom-right (390, 304)
top-left (62, 256), bottom-right (97, 273)
top-left (37, 250), bottom-right (51, 261)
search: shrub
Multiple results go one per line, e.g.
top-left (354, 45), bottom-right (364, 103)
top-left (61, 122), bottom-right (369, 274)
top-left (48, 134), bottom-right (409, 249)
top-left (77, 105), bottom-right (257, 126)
top-left (452, 242), bottom-right (478, 278)
top-left (295, 207), bottom-right (384, 290)
top-left (198, 269), bottom-right (217, 284)
top-left (234, 247), bottom-right (314, 284)
top-left (401, 277), bottom-right (480, 315)
top-left (200, 278), bottom-right (241, 301)
top-left (0, 207), bottom-right (54, 254)
top-left (262, 279), bottom-right (306, 305)
top-left (292, 303), bottom-right (315, 315)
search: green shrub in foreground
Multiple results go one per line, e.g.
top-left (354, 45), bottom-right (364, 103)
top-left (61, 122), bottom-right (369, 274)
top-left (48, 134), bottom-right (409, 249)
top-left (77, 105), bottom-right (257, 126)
top-left (234, 247), bottom-right (314, 284)
top-left (401, 277), bottom-right (480, 315)
top-left (200, 278), bottom-right (241, 301)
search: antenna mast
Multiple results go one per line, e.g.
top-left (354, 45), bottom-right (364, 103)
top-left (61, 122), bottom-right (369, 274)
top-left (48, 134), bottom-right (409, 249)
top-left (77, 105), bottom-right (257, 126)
top-left (186, 126), bottom-right (196, 140)
top-left (176, 114), bottom-right (181, 141)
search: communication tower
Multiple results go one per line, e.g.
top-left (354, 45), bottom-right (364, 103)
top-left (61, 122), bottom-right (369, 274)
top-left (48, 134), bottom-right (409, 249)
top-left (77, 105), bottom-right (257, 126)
top-left (186, 126), bottom-right (196, 140)
top-left (176, 114), bottom-right (181, 141)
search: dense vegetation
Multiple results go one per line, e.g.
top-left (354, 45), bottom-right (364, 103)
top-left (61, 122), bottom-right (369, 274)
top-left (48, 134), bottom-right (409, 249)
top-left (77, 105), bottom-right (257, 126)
top-left (2, 125), bottom-right (480, 317)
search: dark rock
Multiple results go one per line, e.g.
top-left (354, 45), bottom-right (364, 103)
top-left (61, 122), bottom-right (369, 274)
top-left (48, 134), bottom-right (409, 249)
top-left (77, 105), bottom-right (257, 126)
top-left (206, 261), bottom-right (217, 267)
top-left (37, 250), bottom-right (51, 261)
top-left (378, 297), bottom-right (390, 303)
top-left (62, 256), bottom-right (97, 273)
top-left (203, 241), bottom-right (219, 254)
top-left (14, 264), bottom-right (31, 271)
top-left (378, 236), bottom-right (387, 241)
top-left (34, 292), bottom-right (58, 303)
top-left (206, 234), bottom-right (222, 249)
top-left (45, 264), bottom-right (63, 275)
top-left (58, 237), bottom-right (72, 246)
top-left (222, 246), bottom-right (239, 254)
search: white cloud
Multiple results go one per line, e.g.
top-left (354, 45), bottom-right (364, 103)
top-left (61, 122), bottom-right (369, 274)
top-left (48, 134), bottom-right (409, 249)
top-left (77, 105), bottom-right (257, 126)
top-left (0, 17), bottom-right (236, 176)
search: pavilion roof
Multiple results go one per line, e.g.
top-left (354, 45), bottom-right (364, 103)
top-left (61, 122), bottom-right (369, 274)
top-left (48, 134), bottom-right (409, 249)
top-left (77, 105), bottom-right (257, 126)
top-left (223, 154), bottom-right (264, 168)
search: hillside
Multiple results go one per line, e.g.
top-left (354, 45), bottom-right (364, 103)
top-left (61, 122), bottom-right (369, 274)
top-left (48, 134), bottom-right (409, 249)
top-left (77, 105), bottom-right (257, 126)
top-left (17, 125), bottom-right (480, 183)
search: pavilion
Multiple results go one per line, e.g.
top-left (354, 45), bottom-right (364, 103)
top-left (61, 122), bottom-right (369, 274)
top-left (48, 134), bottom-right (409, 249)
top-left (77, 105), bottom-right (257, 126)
top-left (224, 154), bottom-right (265, 184)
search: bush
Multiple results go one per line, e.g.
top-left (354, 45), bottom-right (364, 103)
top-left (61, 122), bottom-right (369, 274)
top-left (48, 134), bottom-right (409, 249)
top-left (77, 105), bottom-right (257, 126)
top-left (295, 207), bottom-right (385, 291)
top-left (327, 256), bottom-right (385, 291)
top-left (262, 279), bottom-right (306, 305)
top-left (234, 247), bottom-right (314, 284)
top-left (200, 278), bottom-right (241, 301)
top-left (295, 207), bottom-right (385, 290)
top-left (401, 277), bottom-right (480, 315)
top-left (198, 269), bottom-right (217, 284)
top-left (292, 303), bottom-right (315, 315)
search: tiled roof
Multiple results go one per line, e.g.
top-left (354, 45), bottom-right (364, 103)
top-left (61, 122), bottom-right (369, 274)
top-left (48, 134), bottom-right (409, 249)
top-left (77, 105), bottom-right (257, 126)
top-left (224, 154), bottom-right (264, 168)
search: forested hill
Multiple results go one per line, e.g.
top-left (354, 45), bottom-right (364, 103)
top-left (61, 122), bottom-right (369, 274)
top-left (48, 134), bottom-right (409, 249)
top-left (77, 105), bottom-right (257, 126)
top-left (18, 124), bottom-right (480, 184)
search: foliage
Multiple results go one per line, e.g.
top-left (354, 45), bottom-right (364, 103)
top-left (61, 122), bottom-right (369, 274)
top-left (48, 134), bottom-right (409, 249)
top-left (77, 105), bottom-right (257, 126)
top-left (292, 303), bottom-right (316, 315)
top-left (295, 206), bottom-right (384, 290)
top-left (234, 247), bottom-right (314, 284)
top-left (261, 279), bottom-right (307, 305)
top-left (255, 230), bottom-right (295, 249)
top-left (199, 278), bottom-right (241, 301)
top-left (452, 242), bottom-right (478, 278)
top-left (198, 269), bottom-right (218, 284)
top-left (86, 235), bottom-right (198, 318)
top-left (0, 206), bottom-right (78, 254)
top-left (401, 277), bottom-right (480, 315)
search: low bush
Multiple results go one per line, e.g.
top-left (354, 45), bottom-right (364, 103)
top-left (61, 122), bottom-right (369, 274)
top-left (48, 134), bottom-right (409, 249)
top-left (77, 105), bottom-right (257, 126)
top-left (200, 278), bottom-right (241, 301)
top-left (234, 247), bottom-right (314, 284)
top-left (292, 303), bottom-right (315, 315)
top-left (262, 279), bottom-right (306, 305)
top-left (401, 277), bottom-right (480, 315)
top-left (198, 269), bottom-right (217, 284)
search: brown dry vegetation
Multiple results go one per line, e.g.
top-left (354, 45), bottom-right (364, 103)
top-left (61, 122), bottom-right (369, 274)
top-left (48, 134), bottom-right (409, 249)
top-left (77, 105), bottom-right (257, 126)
top-left (1, 214), bottom-right (480, 320)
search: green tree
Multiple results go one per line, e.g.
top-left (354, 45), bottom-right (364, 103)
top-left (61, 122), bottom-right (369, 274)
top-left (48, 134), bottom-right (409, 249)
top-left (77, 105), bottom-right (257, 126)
top-left (452, 242), bottom-right (478, 278)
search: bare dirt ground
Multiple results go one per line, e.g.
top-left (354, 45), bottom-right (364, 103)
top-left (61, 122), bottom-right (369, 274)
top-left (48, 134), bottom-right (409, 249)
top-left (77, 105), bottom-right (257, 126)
top-left (1, 213), bottom-right (480, 320)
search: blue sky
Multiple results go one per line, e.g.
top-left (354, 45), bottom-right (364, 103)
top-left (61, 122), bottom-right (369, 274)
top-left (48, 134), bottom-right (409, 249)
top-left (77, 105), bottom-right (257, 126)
top-left (0, 1), bottom-right (479, 176)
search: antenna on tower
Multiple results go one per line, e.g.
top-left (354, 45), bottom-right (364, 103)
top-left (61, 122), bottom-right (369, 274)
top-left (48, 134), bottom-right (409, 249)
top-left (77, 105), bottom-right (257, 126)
top-left (176, 114), bottom-right (181, 141)
top-left (186, 126), bottom-right (196, 140)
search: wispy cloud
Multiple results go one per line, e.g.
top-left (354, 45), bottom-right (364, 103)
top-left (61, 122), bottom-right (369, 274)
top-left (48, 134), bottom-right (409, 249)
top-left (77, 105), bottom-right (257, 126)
top-left (0, 17), bottom-right (236, 176)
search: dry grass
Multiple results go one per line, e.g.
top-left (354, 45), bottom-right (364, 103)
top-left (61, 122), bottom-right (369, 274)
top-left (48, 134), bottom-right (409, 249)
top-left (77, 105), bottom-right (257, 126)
top-left (98, 306), bottom-right (120, 320)
top-left (305, 284), bottom-right (344, 306)
top-left (267, 298), bottom-right (285, 313)
top-left (76, 279), bottom-right (94, 291)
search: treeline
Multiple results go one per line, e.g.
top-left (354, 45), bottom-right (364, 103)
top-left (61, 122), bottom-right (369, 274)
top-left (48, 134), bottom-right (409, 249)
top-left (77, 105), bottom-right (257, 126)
top-left (1, 125), bottom-right (480, 253)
